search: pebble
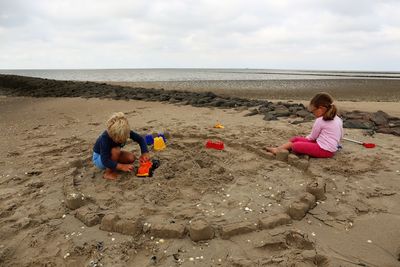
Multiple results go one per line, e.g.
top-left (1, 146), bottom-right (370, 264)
top-left (63, 253), bottom-right (70, 259)
top-left (367, 240), bottom-right (372, 243)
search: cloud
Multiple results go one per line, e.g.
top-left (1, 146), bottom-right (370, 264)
top-left (0, 0), bottom-right (399, 70)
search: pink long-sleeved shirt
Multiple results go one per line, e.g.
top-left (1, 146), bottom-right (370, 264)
top-left (306, 115), bottom-right (343, 152)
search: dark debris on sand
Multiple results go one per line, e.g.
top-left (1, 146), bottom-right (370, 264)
top-left (1, 74), bottom-right (399, 136)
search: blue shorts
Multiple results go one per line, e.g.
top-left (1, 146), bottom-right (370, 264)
top-left (92, 152), bottom-right (106, 170)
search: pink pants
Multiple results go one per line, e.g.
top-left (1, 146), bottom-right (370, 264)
top-left (290, 136), bottom-right (334, 158)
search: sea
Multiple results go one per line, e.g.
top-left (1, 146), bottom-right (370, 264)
top-left (0, 68), bottom-right (400, 82)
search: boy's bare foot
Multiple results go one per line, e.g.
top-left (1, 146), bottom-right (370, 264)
top-left (265, 147), bottom-right (279, 155)
top-left (103, 170), bottom-right (118, 180)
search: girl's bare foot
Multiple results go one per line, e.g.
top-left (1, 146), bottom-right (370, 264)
top-left (265, 147), bottom-right (279, 155)
top-left (103, 169), bottom-right (118, 180)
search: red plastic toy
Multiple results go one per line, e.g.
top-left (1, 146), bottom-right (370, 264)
top-left (205, 140), bottom-right (224, 150)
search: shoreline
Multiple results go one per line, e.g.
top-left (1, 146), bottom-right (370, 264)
top-left (107, 79), bottom-right (400, 102)
top-left (1, 74), bottom-right (399, 136)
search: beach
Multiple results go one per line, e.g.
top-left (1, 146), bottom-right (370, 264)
top-left (1, 76), bottom-right (400, 266)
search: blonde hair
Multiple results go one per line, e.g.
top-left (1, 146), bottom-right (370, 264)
top-left (309, 92), bottom-right (337, 121)
top-left (106, 112), bottom-right (130, 143)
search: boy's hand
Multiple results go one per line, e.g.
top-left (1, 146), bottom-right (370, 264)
top-left (139, 153), bottom-right (150, 163)
top-left (118, 164), bottom-right (134, 172)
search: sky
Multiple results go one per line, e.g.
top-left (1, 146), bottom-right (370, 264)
top-left (0, 0), bottom-right (399, 71)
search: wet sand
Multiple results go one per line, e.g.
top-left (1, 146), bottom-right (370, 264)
top-left (108, 78), bottom-right (400, 102)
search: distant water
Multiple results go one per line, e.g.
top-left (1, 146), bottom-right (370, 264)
top-left (1, 68), bottom-right (400, 82)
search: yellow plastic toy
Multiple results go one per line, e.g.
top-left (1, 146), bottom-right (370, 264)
top-left (153, 137), bottom-right (166, 151)
top-left (214, 123), bottom-right (224, 129)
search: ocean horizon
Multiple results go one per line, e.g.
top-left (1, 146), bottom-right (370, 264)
top-left (1, 68), bottom-right (400, 82)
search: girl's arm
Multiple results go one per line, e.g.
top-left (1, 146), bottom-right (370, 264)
top-left (306, 119), bottom-right (322, 141)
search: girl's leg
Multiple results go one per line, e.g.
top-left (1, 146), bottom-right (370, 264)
top-left (266, 142), bottom-right (293, 154)
top-left (290, 136), bottom-right (311, 143)
top-left (292, 142), bottom-right (334, 158)
top-left (103, 147), bottom-right (121, 180)
top-left (266, 137), bottom-right (312, 155)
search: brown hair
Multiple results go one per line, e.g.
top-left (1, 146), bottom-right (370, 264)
top-left (309, 92), bottom-right (337, 121)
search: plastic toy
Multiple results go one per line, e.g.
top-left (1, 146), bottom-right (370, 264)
top-left (214, 123), bottom-right (224, 129)
top-left (154, 137), bottom-right (166, 151)
top-left (158, 133), bottom-right (166, 142)
top-left (145, 134), bottom-right (154, 145)
top-left (205, 140), bottom-right (224, 150)
top-left (136, 161), bottom-right (153, 177)
top-left (136, 159), bottom-right (161, 177)
top-left (343, 137), bottom-right (375, 148)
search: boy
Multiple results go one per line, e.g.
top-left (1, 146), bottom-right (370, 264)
top-left (93, 112), bottom-right (149, 180)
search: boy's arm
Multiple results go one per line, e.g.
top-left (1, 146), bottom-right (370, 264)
top-left (100, 148), bottom-right (133, 171)
top-left (130, 131), bottom-right (149, 154)
top-left (99, 139), bottom-right (118, 170)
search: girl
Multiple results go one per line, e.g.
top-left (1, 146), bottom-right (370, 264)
top-left (266, 92), bottom-right (343, 158)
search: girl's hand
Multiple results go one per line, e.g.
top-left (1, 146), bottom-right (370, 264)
top-left (139, 153), bottom-right (150, 163)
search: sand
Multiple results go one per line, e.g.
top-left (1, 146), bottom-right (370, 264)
top-left (1, 95), bottom-right (400, 266)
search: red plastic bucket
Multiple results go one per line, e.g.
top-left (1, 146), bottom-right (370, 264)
top-left (206, 140), bottom-right (224, 150)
